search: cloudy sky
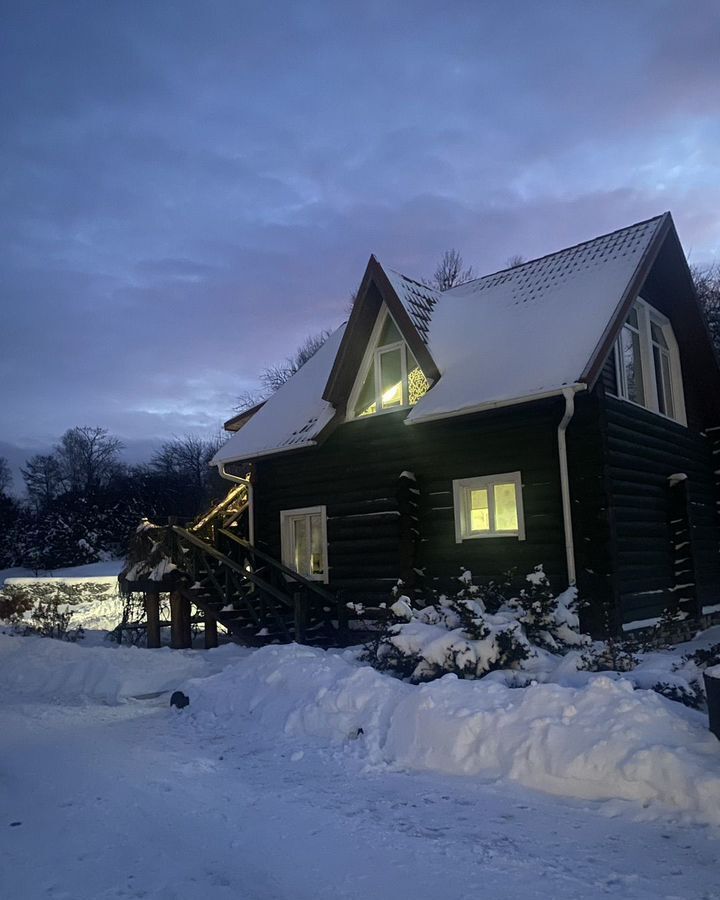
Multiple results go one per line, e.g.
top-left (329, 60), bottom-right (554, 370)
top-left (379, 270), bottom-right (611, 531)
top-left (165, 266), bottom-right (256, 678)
top-left (2, 0), bottom-right (719, 470)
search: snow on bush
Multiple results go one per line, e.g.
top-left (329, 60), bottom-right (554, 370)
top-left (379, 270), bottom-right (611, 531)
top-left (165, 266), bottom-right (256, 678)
top-left (0, 573), bottom-right (124, 637)
top-left (364, 567), bottom-right (588, 683)
top-left (185, 642), bottom-right (720, 826)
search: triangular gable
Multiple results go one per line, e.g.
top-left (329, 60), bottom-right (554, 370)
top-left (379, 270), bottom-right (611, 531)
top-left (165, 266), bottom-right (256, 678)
top-left (346, 302), bottom-right (431, 418)
top-left (323, 256), bottom-right (440, 409)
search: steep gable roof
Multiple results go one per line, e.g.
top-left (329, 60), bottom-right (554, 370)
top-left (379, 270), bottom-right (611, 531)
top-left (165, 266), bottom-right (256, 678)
top-left (213, 212), bottom-right (717, 466)
top-left (323, 256), bottom-right (440, 408)
top-left (407, 214), bottom-right (669, 423)
top-left (212, 326), bottom-right (345, 465)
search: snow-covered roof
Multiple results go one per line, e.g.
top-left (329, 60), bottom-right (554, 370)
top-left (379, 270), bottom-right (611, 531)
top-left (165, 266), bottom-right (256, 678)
top-left (212, 325), bottom-right (345, 466)
top-left (214, 215), bottom-right (670, 464)
top-left (383, 270), bottom-right (442, 344)
top-left (406, 214), bottom-right (665, 422)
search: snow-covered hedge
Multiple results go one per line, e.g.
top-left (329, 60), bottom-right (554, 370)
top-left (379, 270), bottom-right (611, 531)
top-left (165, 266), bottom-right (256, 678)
top-left (364, 567), bottom-right (588, 683)
top-left (0, 575), bottom-right (123, 638)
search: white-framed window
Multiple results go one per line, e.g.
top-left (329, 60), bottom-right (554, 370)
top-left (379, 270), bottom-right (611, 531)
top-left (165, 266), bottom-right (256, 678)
top-left (452, 472), bottom-right (525, 542)
top-left (614, 298), bottom-right (686, 425)
top-left (279, 506), bottom-right (328, 582)
top-left (348, 306), bottom-right (430, 418)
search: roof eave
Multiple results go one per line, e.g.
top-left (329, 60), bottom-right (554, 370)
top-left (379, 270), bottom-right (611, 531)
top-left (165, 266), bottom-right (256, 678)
top-left (405, 383), bottom-right (588, 426)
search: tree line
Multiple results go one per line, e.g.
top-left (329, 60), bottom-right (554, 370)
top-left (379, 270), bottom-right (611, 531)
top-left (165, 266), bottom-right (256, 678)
top-left (0, 428), bottom-right (224, 572)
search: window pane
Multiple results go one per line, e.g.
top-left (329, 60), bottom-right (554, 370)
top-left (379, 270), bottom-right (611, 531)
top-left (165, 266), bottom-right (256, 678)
top-left (620, 326), bottom-right (645, 405)
top-left (378, 314), bottom-right (402, 347)
top-left (469, 488), bottom-right (489, 531)
top-left (661, 351), bottom-right (675, 419)
top-left (626, 307), bottom-right (640, 329)
top-left (379, 348), bottom-right (403, 408)
top-left (494, 483), bottom-right (518, 531)
top-left (292, 518), bottom-right (308, 575)
top-left (309, 514), bottom-right (324, 576)
top-left (650, 320), bottom-right (668, 348)
top-left (407, 351), bottom-right (429, 405)
top-left (355, 362), bottom-right (377, 417)
top-left (653, 345), bottom-right (667, 415)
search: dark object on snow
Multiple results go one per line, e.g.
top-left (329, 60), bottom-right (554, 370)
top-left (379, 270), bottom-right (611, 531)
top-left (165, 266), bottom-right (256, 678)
top-left (9, 821), bottom-right (21, 827)
top-left (170, 690), bottom-right (190, 709)
top-left (704, 670), bottom-right (720, 740)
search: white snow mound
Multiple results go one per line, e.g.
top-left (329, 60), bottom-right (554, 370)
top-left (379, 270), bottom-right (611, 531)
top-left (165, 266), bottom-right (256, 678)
top-left (0, 633), bottom-right (234, 705)
top-left (186, 644), bottom-right (720, 826)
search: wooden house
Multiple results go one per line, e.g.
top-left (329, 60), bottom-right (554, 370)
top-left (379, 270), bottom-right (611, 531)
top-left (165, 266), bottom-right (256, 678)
top-left (208, 212), bottom-right (720, 637)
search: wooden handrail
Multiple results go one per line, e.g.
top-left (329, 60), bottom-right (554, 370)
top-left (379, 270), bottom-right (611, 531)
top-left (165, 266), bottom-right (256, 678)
top-left (189, 484), bottom-right (247, 534)
top-left (217, 528), bottom-right (336, 603)
top-left (171, 525), bottom-right (293, 609)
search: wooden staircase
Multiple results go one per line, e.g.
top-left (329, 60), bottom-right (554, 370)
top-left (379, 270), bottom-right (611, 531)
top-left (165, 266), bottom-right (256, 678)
top-left (121, 484), bottom-right (347, 647)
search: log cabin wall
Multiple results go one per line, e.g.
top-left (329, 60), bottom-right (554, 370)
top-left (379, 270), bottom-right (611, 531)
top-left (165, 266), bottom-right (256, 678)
top-left (593, 267), bottom-right (720, 628)
top-left (599, 390), bottom-right (720, 627)
top-left (252, 399), bottom-right (570, 610)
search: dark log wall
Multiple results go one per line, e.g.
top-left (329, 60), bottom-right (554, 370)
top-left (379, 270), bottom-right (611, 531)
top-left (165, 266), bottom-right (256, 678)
top-left (600, 393), bottom-right (720, 625)
top-left (252, 399), bottom-right (570, 608)
top-left (566, 392), bottom-right (614, 634)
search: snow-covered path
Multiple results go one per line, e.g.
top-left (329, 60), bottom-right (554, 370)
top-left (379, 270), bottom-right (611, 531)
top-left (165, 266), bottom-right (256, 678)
top-left (2, 686), bottom-right (718, 900)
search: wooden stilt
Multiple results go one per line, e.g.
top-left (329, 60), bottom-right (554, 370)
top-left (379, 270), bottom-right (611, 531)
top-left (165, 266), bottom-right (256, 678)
top-left (144, 592), bottom-right (161, 648)
top-left (204, 615), bottom-right (218, 649)
top-left (170, 591), bottom-right (192, 649)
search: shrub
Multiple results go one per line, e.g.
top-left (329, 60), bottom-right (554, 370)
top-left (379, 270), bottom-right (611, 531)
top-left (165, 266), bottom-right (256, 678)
top-left (363, 567), bottom-right (588, 684)
top-left (0, 581), bottom-right (112, 641)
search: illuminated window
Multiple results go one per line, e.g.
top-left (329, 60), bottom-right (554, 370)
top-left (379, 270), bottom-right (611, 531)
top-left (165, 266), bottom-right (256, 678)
top-left (613, 299), bottom-right (685, 425)
top-left (452, 473), bottom-right (525, 541)
top-left (351, 308), bottom-right (430, 418)
top-left (280, 506), bottom-right (328, 582)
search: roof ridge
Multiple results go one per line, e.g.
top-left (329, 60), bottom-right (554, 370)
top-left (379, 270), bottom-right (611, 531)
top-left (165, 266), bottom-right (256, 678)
top-left (385, 267), bottom-right (443, 296)
top-left (445, 211), bottom-right (669, 292)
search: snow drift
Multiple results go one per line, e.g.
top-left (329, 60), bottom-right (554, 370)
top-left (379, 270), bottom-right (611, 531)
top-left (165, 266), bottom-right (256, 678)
top-left (186, 643), bottom-right (720, 826)
top-left (0, 634), bottom-right (236, 705)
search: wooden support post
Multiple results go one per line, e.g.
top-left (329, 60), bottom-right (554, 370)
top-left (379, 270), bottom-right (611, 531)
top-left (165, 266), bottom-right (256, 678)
top-left (144, 592), bottom-right (161, 648)
top-left (294, 591), bottom-right (306, 645)
top-left (204, 614), bottom-right (218, 649)
top-left (170, 591), bottom-right (192, 649)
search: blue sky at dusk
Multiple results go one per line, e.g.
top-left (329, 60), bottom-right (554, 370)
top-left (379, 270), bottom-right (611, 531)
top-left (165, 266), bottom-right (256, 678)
top-left (2, 0), bottom-right (719, 470)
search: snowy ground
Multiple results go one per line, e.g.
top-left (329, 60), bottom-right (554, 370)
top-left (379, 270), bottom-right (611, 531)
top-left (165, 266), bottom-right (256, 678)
top-left (2, 634), bottom-right (719, 899)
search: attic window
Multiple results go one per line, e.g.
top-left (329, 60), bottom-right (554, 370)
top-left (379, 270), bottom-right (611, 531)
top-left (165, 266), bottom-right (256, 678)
top-left (614, 298), bottom-right (686, 425)
top-left (350, 308), bottom-right (430, 418)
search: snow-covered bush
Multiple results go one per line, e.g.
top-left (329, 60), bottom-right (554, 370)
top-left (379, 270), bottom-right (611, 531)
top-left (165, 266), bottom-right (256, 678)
top-left (363, 567), bottom-right (588, 684)
top-left (0, 581), bottom-right (116, 641)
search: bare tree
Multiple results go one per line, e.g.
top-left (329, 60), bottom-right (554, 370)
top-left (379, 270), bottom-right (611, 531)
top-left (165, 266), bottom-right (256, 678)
top-left (55, 426), bottom-right (124, 495)
top-left (0, 457), bottom-right (11, 495)
top-left (151, 434), bottom-right (223, 495)
top-left (22, 454), bottom-right (63, 508)
top-left (692, 262), bottom-right (720, 354)
top-left (236, 330), bottom-right (331, 412)
top-left (505, 254), bottom-right (525, 269)
top-left (426, 249), bottom-right (475, 291)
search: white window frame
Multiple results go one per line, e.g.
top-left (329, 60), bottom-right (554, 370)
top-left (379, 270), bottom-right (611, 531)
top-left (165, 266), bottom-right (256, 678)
top-left (613, 297), bottom-right (687, 426)
top-left (279, 505), bottom-right (329, 583)
top-left (452, 472), bottom-right (526, 542)
top-left (346, 306), bottom-right (425, 420)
